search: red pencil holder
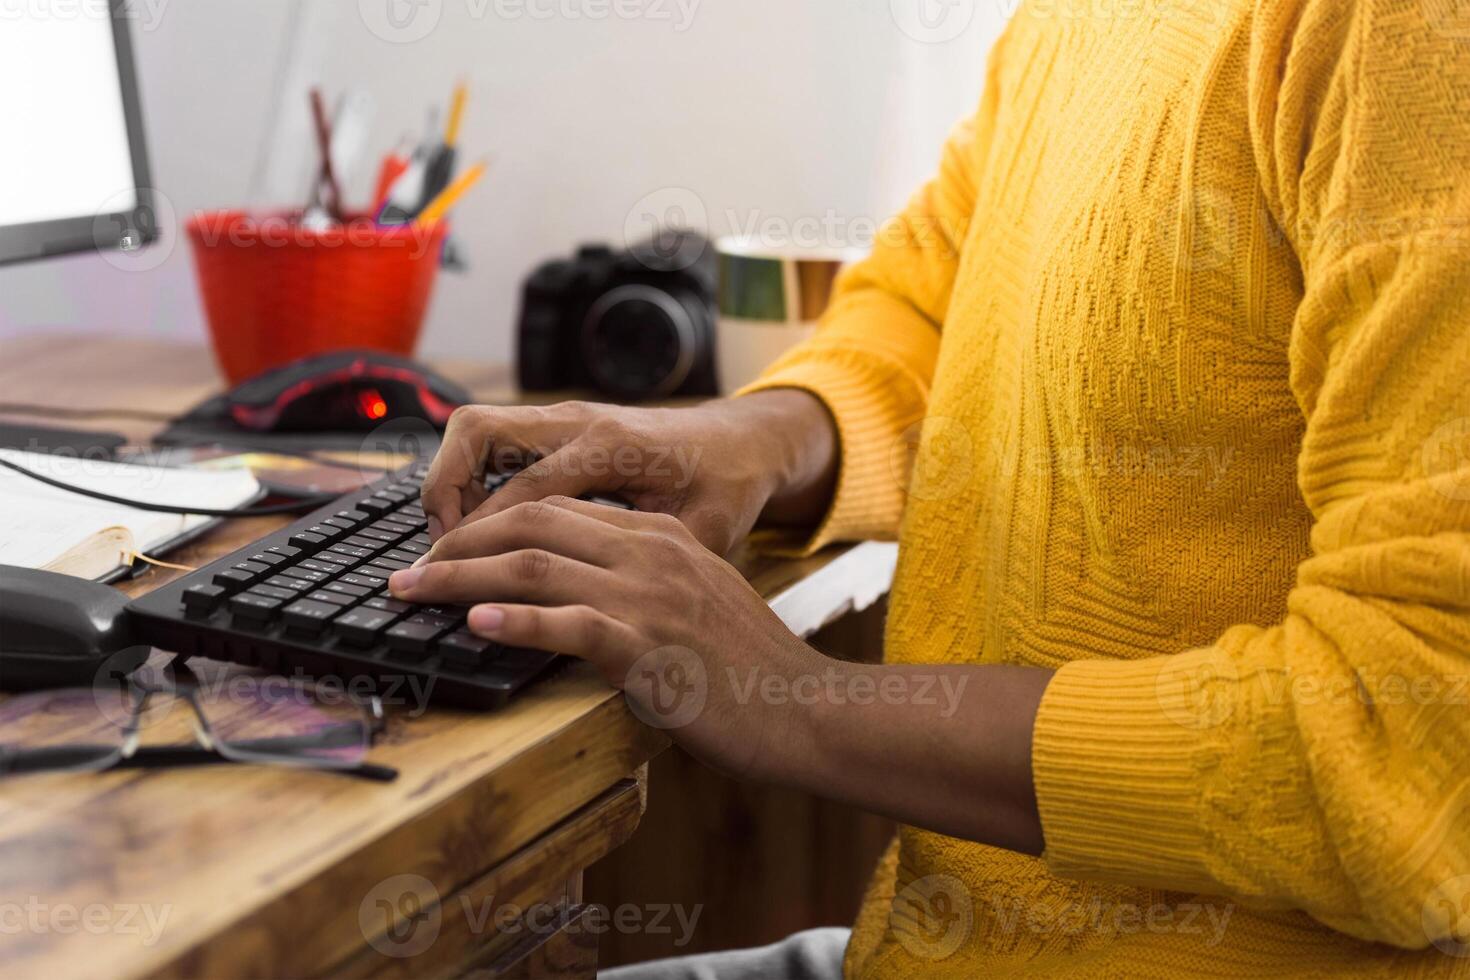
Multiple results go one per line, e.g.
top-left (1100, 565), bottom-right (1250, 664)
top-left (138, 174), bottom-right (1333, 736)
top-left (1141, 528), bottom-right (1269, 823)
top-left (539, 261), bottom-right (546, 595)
top-left (187, 211), bottom-right (448, 384)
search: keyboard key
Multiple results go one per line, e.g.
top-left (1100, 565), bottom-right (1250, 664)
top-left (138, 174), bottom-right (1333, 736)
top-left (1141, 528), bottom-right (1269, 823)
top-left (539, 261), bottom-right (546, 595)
top-left (281, 566), bottom-right (331, 584)
top-left (289, 530), bottom-right (328, 550)
top-left (229, 592), bottom-right (283, 621)
top-left (182, 583), bottom-right (227, 612)
top-left (341, 535), bottom-right (384, 551)
top-left (377, 490), bottom-right (408, 504)
top-left (405, 611), bottom-right (459, 631)
top-left (247, 584), bottom-right (299, 602)
top-left (334, 607), bottom-right (402, 646)
top-left (416, 606), bottom-right (467, 624)
top-left (264, 575), bottom-right (314, 593)
top-left (437, 631), bottom-right (495, 668)
top-left (323, 516), bottom-right (358, 531)
top-left (340, 572), bottom-right (387, 590)
top-left (357, 526), bottom-right (403, 544)
top-left (377, 515), bottom-right (419, 532)
top-left (213, 568), bottom-right (257, 590)
top-left (385, 619), bottom-right (449, 655)
top-left (299, 559), bottom-right (342, 575)
top-left (358, 497), bottom-right (393, 515)
top-left (249, 552), bottom-right (287, 567)
top-left (328, 543), bottom-right (375, 561)
top-left (324, 581), bottom-right (372, 599)
top-left (368, 558), bottom-right (411, 574)
top-left (382, 549), bottom-right (419, 564)
top-left (365, 596), bottom-right (413, 614)
top-left (335, 509), bottom-right (370, 524)
top-left (264, 545), bottom-right (303, 561)
top-left (397, 540), bottom-right (429, 556)
top-left (316, 550), bottom-right (358, 567)
top-left (282, 599), bottom-right (341, 634)
top-left (408, 533), bottom-right (430, 546)
top-left (304, 524), bottom-right (344, 540)
top-left (307, 589), bottom-right (357, 607)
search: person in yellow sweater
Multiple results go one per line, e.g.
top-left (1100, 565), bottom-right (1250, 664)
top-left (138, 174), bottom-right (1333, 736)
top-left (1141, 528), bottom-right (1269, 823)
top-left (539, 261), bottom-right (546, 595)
top-left (394, 0), bottom-right (1470, 974)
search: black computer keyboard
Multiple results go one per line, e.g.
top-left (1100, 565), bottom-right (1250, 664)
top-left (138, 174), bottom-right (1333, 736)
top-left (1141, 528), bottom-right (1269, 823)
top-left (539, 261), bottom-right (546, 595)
top-left (127, 462), bottom-right (558, 709)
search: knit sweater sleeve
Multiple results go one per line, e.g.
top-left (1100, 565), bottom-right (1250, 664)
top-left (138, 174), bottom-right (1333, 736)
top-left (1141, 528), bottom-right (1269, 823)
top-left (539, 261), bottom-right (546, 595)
top-left (1031, 0), bottom-right (1470, 948)
top-left (735, 35), bottom-right (1010, 554)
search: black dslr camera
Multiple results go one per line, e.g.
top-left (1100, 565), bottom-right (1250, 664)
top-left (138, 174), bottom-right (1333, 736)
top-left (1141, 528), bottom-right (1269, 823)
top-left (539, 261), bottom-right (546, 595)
top-left (516, 230), bottom-right (718, 401)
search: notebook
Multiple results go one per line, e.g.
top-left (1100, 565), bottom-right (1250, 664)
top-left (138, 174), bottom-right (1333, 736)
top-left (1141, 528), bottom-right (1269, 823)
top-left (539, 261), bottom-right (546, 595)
top-left (0, 450), bottom-right (263, 582)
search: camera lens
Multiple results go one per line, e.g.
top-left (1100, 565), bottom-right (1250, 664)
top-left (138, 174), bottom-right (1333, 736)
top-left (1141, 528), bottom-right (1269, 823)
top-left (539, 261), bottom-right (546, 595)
top-left (582, 285), bottom-right (703, 400)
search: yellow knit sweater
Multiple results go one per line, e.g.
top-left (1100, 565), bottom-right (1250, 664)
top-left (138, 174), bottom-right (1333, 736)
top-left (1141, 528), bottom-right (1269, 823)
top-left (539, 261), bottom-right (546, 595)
top-left (744, 0), bottom-right (1470, 974)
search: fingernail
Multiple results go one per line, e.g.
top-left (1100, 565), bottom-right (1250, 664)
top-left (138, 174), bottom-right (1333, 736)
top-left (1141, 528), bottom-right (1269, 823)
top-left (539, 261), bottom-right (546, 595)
top-left (390, 568), bottom-right (424, 595)
top-left (469, 606), bottom-right (505, 635)
top-left (427, 515), bottom-right (444, 542)
top-left (411, 553), bottom-right (429, 569)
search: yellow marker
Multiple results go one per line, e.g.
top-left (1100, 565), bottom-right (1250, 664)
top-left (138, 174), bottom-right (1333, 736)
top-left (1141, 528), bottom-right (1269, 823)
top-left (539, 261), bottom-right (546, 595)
top-left (417, 161), bottom-right (487, 225)
top-left (446, 81), bottom-right (469, 147)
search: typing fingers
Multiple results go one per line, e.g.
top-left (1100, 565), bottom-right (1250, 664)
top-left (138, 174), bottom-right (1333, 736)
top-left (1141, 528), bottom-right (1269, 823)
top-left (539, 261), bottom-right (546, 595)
top-left (388, 549), bottom-right (612, 607)
top-left (421, 403), bottom-right (588, 540)
top-left (425, 498), bottom-right (627, 568)
top-left (463, 603), bottom-right (638, 670)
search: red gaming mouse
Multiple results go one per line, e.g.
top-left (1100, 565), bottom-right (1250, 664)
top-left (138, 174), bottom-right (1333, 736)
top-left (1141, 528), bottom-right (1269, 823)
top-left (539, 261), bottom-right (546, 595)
top-left (224, 350), bottom-right (472, 433)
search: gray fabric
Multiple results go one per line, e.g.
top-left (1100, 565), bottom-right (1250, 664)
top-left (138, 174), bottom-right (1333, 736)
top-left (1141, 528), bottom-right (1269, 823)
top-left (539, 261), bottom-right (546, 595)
top-left (599, 927), bottom-right (851, 980)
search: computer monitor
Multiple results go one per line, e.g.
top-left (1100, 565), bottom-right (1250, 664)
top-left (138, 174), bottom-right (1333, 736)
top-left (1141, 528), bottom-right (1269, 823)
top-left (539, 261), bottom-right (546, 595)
top-left (0, 0), bottom-right (154, 267)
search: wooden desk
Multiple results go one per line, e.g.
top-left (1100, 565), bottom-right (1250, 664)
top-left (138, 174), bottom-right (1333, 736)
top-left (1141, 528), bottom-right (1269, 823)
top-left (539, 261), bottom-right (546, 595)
top-left (0, 336), bottom-right (895, 978)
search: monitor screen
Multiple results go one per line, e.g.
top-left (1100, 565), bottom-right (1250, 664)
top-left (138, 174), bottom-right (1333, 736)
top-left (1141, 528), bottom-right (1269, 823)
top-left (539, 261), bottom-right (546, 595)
top-left (0, 0), bottom-right (152, 266)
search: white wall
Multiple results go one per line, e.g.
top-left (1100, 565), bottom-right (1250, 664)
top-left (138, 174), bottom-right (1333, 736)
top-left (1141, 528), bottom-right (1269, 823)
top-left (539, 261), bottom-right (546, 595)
top-left (0, 0), bottom-right (1006, 365)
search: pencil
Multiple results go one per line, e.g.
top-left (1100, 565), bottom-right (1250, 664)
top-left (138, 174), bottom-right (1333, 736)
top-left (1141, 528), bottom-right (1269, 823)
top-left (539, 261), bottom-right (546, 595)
top-left (446, 81), bottom-right (469, 148)
top-left (416, 160), bottom-right (487, 225)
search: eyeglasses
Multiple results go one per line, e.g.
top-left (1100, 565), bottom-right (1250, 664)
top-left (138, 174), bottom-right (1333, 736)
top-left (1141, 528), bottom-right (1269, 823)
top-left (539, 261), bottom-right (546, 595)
top-left (0, 657), bottom-right (397, 782)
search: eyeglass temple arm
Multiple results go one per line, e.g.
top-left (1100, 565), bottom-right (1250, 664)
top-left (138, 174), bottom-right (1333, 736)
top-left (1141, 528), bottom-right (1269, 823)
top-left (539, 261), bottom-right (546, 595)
top-left (117, 746), bottom-right (399, 782)
top-left (1, 744), bottom-right (397, 782)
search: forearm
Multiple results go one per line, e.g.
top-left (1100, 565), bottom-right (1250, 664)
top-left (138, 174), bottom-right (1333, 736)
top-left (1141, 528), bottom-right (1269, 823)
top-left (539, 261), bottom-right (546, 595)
top-left (763, 651), bottom-right (1053, 856)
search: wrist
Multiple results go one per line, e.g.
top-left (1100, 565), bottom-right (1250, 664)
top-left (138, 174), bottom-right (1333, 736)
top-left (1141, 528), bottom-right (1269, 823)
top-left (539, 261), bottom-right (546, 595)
top-left (726, 389), bottom-right (838, 527)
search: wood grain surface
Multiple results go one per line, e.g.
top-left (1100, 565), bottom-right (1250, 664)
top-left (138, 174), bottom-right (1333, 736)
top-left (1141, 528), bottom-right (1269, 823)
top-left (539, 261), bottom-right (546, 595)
top-left (0, 336), bottom-right (886, 979)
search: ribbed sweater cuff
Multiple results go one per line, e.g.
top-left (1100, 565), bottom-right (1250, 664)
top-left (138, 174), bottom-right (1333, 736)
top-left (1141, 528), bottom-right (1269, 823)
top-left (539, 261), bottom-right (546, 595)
top-left (1032, 651), bottom-right (1222, 892)
top-left (737, 358), bottom-right (919, 556)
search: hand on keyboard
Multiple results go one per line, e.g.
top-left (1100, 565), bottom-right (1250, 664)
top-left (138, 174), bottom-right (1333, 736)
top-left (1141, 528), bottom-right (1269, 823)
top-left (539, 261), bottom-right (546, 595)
top-left (419, 392), bottom-right (839, 556)
top-left (387, 495), bottom-right (825, 781)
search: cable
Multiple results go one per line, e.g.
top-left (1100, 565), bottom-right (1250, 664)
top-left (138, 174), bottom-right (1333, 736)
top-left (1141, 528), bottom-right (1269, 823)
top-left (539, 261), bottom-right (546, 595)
top-left (0, 457), bottom-right (340, 517)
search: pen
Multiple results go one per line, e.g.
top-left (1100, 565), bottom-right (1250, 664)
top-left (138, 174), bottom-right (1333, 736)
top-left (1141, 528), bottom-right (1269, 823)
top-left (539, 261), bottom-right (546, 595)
top-left (416, 160), bottom-right (488, 226)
